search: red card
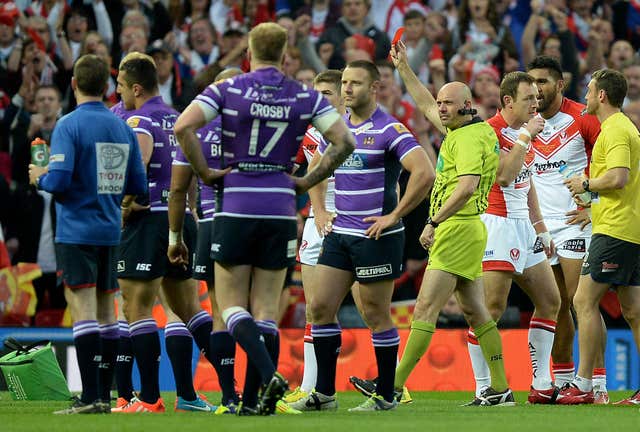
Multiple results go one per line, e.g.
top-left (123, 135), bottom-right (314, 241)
top-left (391, 27), bottom-right (405, 45)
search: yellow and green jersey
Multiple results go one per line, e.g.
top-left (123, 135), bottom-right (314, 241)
top-left (590, 112), bottom-right (640, 244)
top-left (430, 119), bottom-right (500, 218)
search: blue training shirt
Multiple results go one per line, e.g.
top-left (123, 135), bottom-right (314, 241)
top-left (43, 101), bottom-right (147, 246)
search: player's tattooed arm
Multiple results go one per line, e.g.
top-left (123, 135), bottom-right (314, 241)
top-left (296, 129), bottom-right (354, 194)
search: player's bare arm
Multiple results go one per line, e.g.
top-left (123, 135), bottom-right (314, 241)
top-left (420, 175), bottom-right (480, 249)
top-left (496, 117), bottom-right (544, 186)
top-left (564, 166), bottom-right (630, 195)
top-left (167, 164), bottom-right (193, 266)
top-left (390, 41), bottom-right (445, 135)
top-left (295, 121), bottom-right (355, 194)
top-left (364, 147), bottom-right (435, 240)
top-left (306, 150), bottom-right (334, 235)
top-left (175, 102), bottom-right (231, 185)
top-left (528, 180), bottom-right (555, 257)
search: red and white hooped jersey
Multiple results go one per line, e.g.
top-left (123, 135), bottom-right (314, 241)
top-left (531, 98), bottom-right (600, 219)
top-left (486, 111), bottom-right (536, 219)
top-left (295, 126), bottom-right (336, 215)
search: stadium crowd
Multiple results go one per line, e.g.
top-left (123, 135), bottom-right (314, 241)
top-left (0, 0), bottom-right (640, 414)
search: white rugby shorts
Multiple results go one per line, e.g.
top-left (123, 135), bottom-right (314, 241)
top-left (481, 213), bottom-right (546, 275)
top-left (544, 217), bottom-right (591, 265)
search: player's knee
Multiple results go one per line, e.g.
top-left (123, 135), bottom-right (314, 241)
top-left (572, 289), bottom-right (597, 317)
top-left (620, 302), bottom-right (640, 328)
top-left (360, 304), bottom-right (391, 331)
top-left (309, 297), bottom-right (334, 323)
top-left (483, 299), bottom-right (506, 322)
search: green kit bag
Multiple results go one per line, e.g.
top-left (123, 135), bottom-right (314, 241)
top-left (0, 338), bottom-right (71, 400)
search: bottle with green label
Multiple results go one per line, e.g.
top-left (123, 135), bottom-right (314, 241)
top-left (30, 137), bottom-right (49, 167)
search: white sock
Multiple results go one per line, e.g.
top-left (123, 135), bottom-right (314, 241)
top-left (529, 318), bottom-right (556, 389)
top-left (300, 324), bottom-right (317, 393)
top-left (573, 375), bottom-right (593, 392)
top-left (467, 330), bottom-right (491, 397)
top-left (592, 368), bottom-right (607, 392)
top-left (553, 362), bottom-right (575, 387)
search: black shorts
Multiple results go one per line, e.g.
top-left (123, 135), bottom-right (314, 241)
top-left (317, 231), bottom-right (405, 283)
top-left (211, 216), bottom-right (297, 269)
top-left (193, 218), bottom-right (214, 283)
top-left (118, 211), bottom-right (197, 280)
top-left (56, 243), bottom-right (119, 292)
top-left (581, 234), bottom-right (640, 286)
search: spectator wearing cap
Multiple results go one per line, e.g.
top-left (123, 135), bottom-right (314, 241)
top-left (317, 0), bottom-right (391, 69)
top-left (148, 39), bottom-right (196, 112)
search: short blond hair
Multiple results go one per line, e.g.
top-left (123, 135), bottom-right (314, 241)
top-left (248, 23), bottom-right (288, 64)
top-left (119, 51), bottom-right (156, 69)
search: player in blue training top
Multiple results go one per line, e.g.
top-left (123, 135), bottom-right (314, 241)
top-left (29, 54), bottom-right (147, 415)
top-left (173, 22), bottom-right (355, 415)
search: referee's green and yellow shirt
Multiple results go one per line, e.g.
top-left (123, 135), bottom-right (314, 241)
top-left (430, 118), bottom-right (499, 219)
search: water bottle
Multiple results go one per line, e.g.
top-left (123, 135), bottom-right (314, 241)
top-left (30, 137), bottom-right (49, 167)
top-left (559, 165), bottom-right (591, 204)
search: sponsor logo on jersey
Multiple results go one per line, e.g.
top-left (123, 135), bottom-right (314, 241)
top-left (355, 264), bottom-right (393, 278)
top-left (96, 142), bottom-right (129, 194)
top-left (126, 117), bottom-right (140, 128)
top-left (393, 123), bottom-right (410, 134)
top-left (363, 136), bottom-right (375, 146)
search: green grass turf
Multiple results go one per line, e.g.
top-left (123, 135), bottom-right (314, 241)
top-left (1, 391), bottom-right (639, 432)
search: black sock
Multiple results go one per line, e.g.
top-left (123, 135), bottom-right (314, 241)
top-left (186, 310), bottom-right (213, 359)
top-left (99, 323), bottom-right (119, 402)
top-left (241, 320), bottom-right (279, 408)
top-left (210, 331), bottom-right (238, 404)
top-left (312, 324), bottom-right (341, 396)
top-left (372, 328), bottom-right (400, 402)
top-left (73, 320), bottom-right (101, 404)
top-left (130, 319), bottom-right (161, 403)
top-left (227, 311), bottom-right (275, 383)
top-left (165, 322), bottom-right (197, 401)
top-left (115, 321), bottom-right (134, 400)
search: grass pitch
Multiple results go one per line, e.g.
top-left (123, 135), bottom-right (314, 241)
top-left (2, 391), bottom-right (638, 432)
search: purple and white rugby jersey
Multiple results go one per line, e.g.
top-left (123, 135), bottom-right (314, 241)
top-left (124, 96), bottom-right (179, 211)
top-left (173, 118), bottom-right (222, 220)
top-left (193, 66), bottom-right (337, 220)
top-left (318, 107), bottom-right (420, 237)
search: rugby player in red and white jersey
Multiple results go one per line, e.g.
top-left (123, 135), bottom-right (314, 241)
top-left (465, 72), bottom-right (562, 405)
top-left (526, 56), bottom-right (610, 404)
top-left (283, 70), bottom-right (349, 405)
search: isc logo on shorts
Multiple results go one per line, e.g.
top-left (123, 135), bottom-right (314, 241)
top-left (195, 265), bottom-right (207, 273)
top-left (356, 264), bottom-right (392, 278)
top-left (211, 243), bottom-right (221, 253)
top-left (136, 263), bottom-right (152, 271)
top-left (117, 260), bottom-right (125, 272)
